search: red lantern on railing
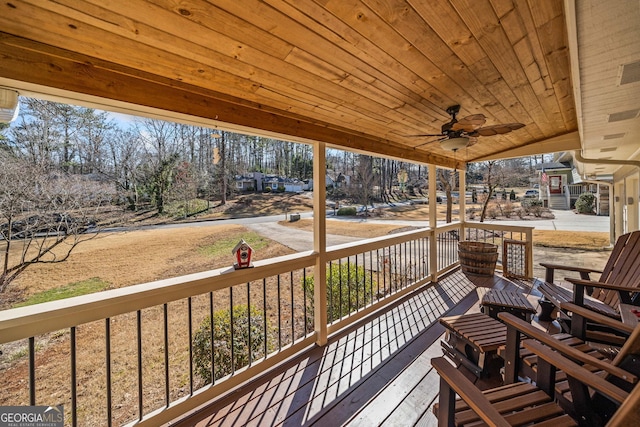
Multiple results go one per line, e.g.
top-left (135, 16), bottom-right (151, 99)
top-left (232, 239), bottom-right (253, 269)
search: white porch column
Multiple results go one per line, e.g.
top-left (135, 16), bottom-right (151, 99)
top-left (429, 164), bottom-right (438, 282)
top-left (313, 141), bottom-right (328, 346)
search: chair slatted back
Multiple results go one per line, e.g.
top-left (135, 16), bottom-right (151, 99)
top-left (594, 231), bottom-right (640, 309)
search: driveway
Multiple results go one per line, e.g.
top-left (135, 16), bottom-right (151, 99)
top-left (246, 221), bottom-right (361, 252)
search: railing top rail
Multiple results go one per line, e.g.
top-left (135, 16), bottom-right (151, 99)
top-left (462, 221), bottom-right (535, 233)
top-left (436, 221), bottom-right (462, 233)
top-left (326, 226), bottom-right (433, 259)
top-left (0, 250), bottom-right (316, 344)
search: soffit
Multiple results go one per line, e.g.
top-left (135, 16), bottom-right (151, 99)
top-left (0, 0), bottom-right (581, 168)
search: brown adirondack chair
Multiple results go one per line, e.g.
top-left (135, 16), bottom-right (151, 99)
top-left (432, 325), bottom-right (640, 426)
top-left (498, 309), bottom-right (638, 419)
top-left (538, 230), bottom-right (640, 342)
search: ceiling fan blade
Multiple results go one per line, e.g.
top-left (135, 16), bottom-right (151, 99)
top-left (405, 133), bottom-right (445, 137)
top-left (471, 122), bottom-right (525, 136)
top-left (451, 114), bottom-right (486, 132)
top-left (466, 136), bottom-right (479, 147)
top-left (414, 136), bottom-right (446, 149)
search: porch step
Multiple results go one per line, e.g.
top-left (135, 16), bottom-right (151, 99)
top-left (548, 196), bottom-right (568, 210)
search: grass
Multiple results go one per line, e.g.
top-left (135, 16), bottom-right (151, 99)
top-left (14, 277), bottom-right (110, 308)
top-left (3, 224), bottom-right (292, 309)
top-left (533, 230), bottom-right (611, 250)
top-left (198, 231), bottom-right (269, 257)
top-left (163, 198), bottom-right (210, 218)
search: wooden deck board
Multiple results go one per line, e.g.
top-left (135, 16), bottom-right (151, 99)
top-left (172, 271), bottom-right (548, 427)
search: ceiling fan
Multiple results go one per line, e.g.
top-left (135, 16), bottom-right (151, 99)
top-left (411, 105), bottom-right (525, 152)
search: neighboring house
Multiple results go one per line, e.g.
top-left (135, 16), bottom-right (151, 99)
top-left (235, 174), bottom-right (306, 193)
top-left (262, 175), bottom-right (284, 191)
top-left (335, 173), bottom-right (350, 187)
top-left (234, 172), bottom-right (264, 192)
top-left (535, 161), bottom-right (573, 210)
top-left (283, 179), bottom-right (304, 193)
top-left (235, 175), bottom-right (256, 192)
top-left (234, 173), bottom-right (335, 193)
top-left (325, 170), bottom-right (351, 189)
top-left (536, 156), bottom-right (610, 215)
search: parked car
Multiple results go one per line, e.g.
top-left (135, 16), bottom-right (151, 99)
top-left (523, 189), bottom-right (539, 198)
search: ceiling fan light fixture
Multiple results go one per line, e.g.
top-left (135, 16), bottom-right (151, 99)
top-left (440, 136), bottom-right (469, 151)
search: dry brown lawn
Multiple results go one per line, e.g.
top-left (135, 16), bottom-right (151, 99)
top-left (382, 203), bottom-right (457, 221)
top-left (533, 230), bottom-right (611, 250)
top-left (3, 224), bottom-right (292, 307)
top-left (199, 193), bottom-right (314, 219)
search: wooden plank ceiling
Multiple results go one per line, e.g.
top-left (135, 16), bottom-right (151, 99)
top-left (0, 0), bottom-right (580, 169)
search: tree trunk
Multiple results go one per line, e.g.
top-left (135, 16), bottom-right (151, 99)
top-left (219, 133), bottom-right (227, 205)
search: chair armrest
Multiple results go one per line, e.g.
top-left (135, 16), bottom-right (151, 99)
top-left (498, 312), bottom-right (637, 384)
top-left (565, 278), bottom-right (640, 294)
top-left (431, 357), bottom-right (511, 427)
top-left (525, 340), bottom-right (629, 404)
top-left (540, 262), bottom-right (602, 283)
top-left (560, 302), bottom-right (635, 335)
top-left (565, 278), bottom-right (639, 305)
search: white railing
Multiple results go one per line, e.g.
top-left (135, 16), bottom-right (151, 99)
top-left (568, 183), bottom-right (584, 196)
top-left (0, 221), bottom-right (533, 426)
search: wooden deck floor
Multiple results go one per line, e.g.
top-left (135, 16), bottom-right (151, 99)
top-left (171, 270), bottom-right (555, 427)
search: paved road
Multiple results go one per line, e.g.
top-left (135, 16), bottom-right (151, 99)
top-left (481, 209), bottom-right (610, 232)
top-left (328, 208), bottom-right (610, 232)
top-left (245, 221), bottom-right (361, 252)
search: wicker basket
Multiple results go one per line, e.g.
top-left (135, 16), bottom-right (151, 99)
top-left (458, 241), bottom-right (498, 276)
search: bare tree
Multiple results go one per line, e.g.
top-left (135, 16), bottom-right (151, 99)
top-left (353, 155), bottom-right (376, 212)
top-left (137, 118), bottom-right (180, 213)
top-left (8, 98), bottom-right (61, 167)
top-left (214, 131), bottom-right (228, 205)
top-left (0, 152), bottom-right (114, 292)
top-left (479, 161), bottom-right (503, 222)
top-left (104, 128), bottom-right (143, 210)
top-left (168, 161), bottom-right (198, 218)
top-left (437, 169), bottom-right (456, 223)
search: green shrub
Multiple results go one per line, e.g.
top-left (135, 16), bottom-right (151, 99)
top-left (264, 187), bottom-right (272, 193)
top-left (521, 198), bottom-right (544, 217)
top-left (337, 206), bottom-right (357, 216)
top-left (277, 185), bottom-right (285, 193)
top-left (303, 262), bottom-right (374, 324)
top-left (575, 192), bottom-right (595, 214)
top-left (192, 304), bottom-right (269, 384)
top-left (509, 190), bottom-right (516, 201)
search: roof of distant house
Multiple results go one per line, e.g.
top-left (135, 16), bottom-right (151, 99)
top-left (535, 162), bottom-right (571, 170)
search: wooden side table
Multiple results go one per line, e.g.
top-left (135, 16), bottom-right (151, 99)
top-left (439, 313), bottom-right (507, 378)
top-left (480, 289), bottom-right (536, 322)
